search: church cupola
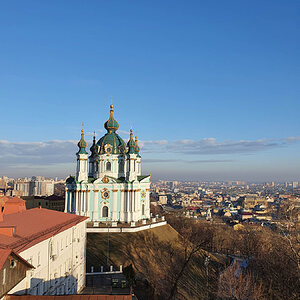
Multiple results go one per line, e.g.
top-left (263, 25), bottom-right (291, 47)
top-left (89, 132), bottom-right (98, 156)
top-left (97, 104), bottom-right (126, 155)
top-left (76, 125), bottom-right (88, 182)
top-left (88, 132), bottom-right (98, 177)
top-left (77, 127), bottom-right (88, 154)
top-left (127, 129), bottom-right (136, 154)
top-left (134, 136), bottom-right (140, 155)
top-left (104, 104), bottom-right (119, 133)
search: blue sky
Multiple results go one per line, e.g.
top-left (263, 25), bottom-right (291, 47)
top-left (0, 0), bottom-right (299, 181)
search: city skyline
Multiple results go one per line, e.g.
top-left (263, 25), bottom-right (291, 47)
top-left (1, 1), bottom-right (299, 181)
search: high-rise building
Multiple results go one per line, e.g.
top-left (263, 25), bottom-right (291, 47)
top-left (14, 177), bottom-right (54, 197)
top-left (65, 104), bottom-right (151, 224)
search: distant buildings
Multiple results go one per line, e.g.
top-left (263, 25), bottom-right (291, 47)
top-left (0, 176), bottom-right (55, 197)
top-left (15, 176), bottom-right (54, 197)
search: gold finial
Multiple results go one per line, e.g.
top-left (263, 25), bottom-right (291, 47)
top-left (135, 136), bottom-right (138, 142)
top-left (130, 129), bottom-right (133, 138)
top-left (81, 122), bottom-right (84, 134)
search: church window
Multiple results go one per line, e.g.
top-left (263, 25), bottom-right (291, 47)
top-left (102, 206), bottom-right (109, 218)
top-left (106, 161), bottom-right (111, 171)
top-left (119, 161), bottom-right (124, 172)
top-left (142, 204), bottom-right (145, 215)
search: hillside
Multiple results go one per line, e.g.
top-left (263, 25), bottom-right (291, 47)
top-left (87, 224), bottom-right (226, 299)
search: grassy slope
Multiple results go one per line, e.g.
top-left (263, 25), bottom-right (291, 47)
top-left (87, 225), bottom-right (224, 299)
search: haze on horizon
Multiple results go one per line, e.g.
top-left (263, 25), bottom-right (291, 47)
top-left (0, 1), bottom-right (299, 182)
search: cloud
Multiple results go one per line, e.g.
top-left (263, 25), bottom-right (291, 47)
top-left (0, 136), bottom-right (299, 178)
top-left (118, 130), bottom-right (130, 135)
top-left (140, 136), bottom-right (300, 155)
top-left (143, 159), bottom-right (233, 163)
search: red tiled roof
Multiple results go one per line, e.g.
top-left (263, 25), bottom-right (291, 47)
top-left (0, 196), bottom-right (26, 215)
top-left (5, 295), bottom-right (133, 299)
top-left (0, 208), bottom-right (88, 253)
top-left (0, 248), bottom-right (34, 270)
top-left (0, 249), bottom-right (11, 269)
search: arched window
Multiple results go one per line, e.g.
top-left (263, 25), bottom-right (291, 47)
top-left (106, 161), bottom-right (111, 171)
top-left (142, 204), bottom-right (145, 215)
top-left (102, 206), bottom-right (108, 218)
top-left (119, 160), bottom-right (124, 172)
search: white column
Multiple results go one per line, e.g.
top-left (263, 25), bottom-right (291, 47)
top-left (75, 191), bottom-right (79, 215)
top-left (71, 191), bottom-right (75, 212)
top-left (82, 191), bottom-right (86, 215)
top-left (79, 191), bottom-right (82, 215)
top-left (136, 190), bottom-right (141, 221)
top-left (93, 190), bottom-right (98, 221)
top-left (112, 190), bottom-right (118, 221)
top-left (83, 191), bottom-right (87, 215)
top-left (127, 191), bottom-right (131, 222)
top-left (146, 189), bottom-right (150, 218)
top-left (64, 189), bottom-right (68, 212)
top-left (86, 189), bottom-right (90, 218)
top-left (132, 191), bottom-right (136, 221)
top-left (120, 190), bottom-right (124, 222)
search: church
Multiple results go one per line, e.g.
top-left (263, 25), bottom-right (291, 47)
top-left (64, 104), bottom-right (151, 224)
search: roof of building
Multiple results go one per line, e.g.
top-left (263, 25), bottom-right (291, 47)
top-left (0, 249), bottom-right (34, 270)
top-left (0, 207), bottom-right (87, 253)
top-left (0, 196), bottom-right (26, 216)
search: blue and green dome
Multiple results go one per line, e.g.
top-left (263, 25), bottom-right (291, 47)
top-left (97, 105), bottom-right (126, 154)
top-left (134, 136), bottom-right (141, 156)
top-left (104, 104), bottom-right (119, 133)
top-left (97, 132), bottom-right (126, 154)
top-left (89, 134), bottom-right (98, 157)
top-left (77, 129), bottom-right (88, 154)
top-left (127, 129), bottom-right (136, 154)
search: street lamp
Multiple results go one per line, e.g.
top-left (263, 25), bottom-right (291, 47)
top-left (204, 255), bottom-right (210, 299)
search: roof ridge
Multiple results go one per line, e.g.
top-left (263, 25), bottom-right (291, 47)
top-left (0, 213), bottom-right (87, 252)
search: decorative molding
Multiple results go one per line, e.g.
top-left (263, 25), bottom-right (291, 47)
top-left (102, 176), bottom-right (109, 184)
top-left (101, 188), bottom-right (110, 200)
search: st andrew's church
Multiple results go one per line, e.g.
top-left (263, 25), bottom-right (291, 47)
top-left (65, 104), bottom-right (151, 223)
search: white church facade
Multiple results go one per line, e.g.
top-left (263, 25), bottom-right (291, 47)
top-left (65, 104), bottom-right (151, 224)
